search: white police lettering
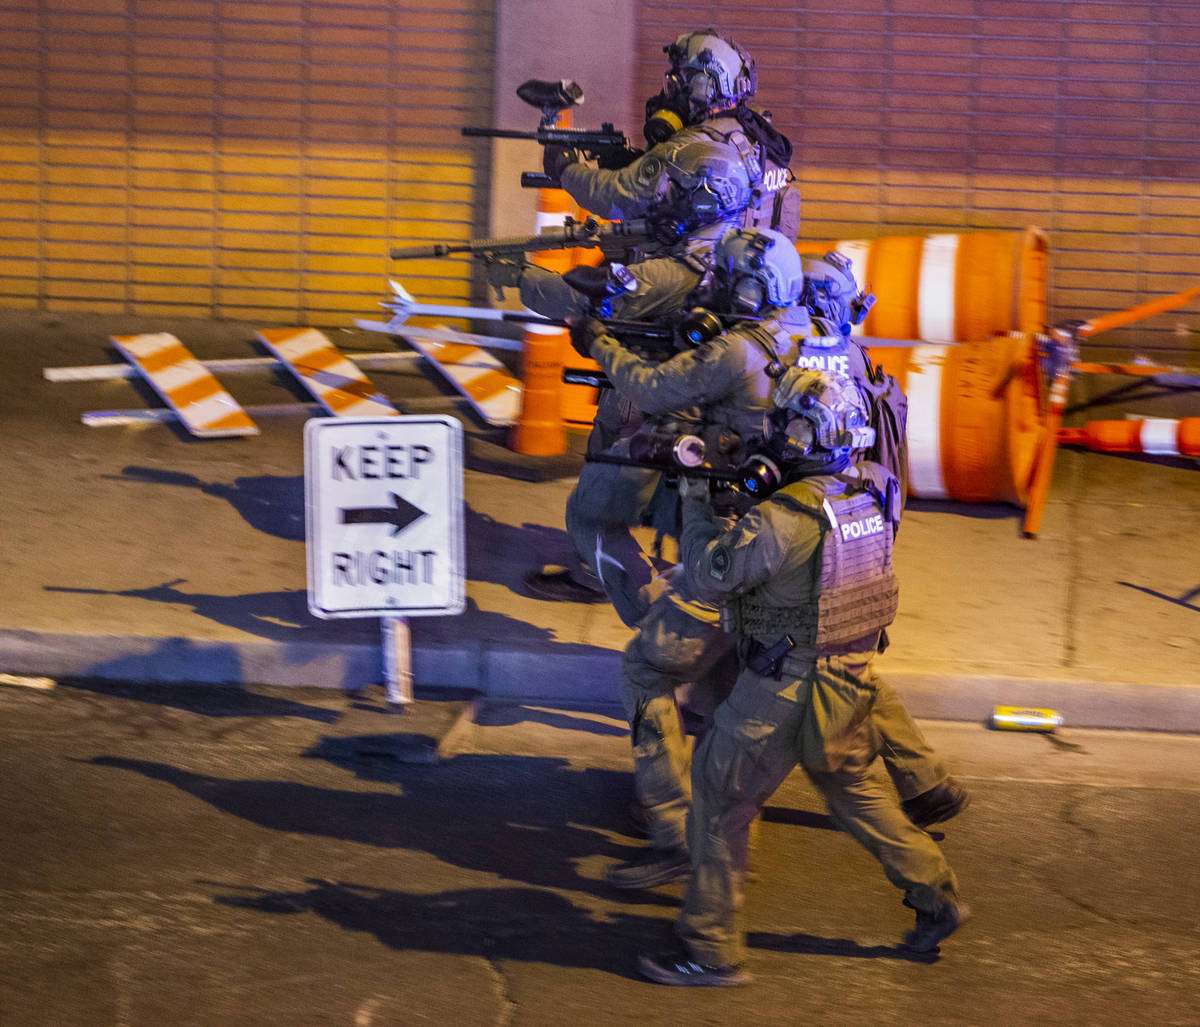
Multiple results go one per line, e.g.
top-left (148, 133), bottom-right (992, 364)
top-left (763, 167), bottom-right (788, 192)
top-left (840, 514), bottom-right (885, 542)
top-left (797, 353), bottom-right (850, 375)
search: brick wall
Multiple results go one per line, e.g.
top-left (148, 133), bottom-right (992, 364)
top-left (0, 0), bottom-right (493, 326)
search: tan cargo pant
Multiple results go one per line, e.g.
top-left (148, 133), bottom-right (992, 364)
top-left (620, 598), bottom-right (947, 854)
top-left (677, 656), bottom-right (960, 967)
top-left (564, 449), bottom-right (664, 628)
top-left (619, 594), bottom-right (734, 851)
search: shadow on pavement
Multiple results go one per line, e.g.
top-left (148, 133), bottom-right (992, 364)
top-left (42, 577), bottom-right (582, 657)
top-left (89, 753), bottom-right (659, 901)
top-left (211, 879), bottom-right (664, 979)
top-left (110, 466), bottom-right (576, 593)
top-left (462, 506), bottom-right (577, 592)
top-left (475, 703), bottom-right (630, 738)
top-left (760, 805), bottom-right (839, 832)
top-left (57, 678), bottom-right (341, 722)
top-left (44, 579), bottom-right (319, 643)
top-left (748, 929), bottom-right (935, 963)
top-left (904, 498), bottom-right (1016, 521)
top-left (1117, 580), bottom-right (1200, 611)
top-left (113, 468), bottom-right (306, 540)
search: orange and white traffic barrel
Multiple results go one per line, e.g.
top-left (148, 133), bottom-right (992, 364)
top-left (1058, 418), bottom-right (1200, 458)
top-left (797, 227), bottom-right (1048, 342)
top-left (871, 334), bottom-right (1044, 505)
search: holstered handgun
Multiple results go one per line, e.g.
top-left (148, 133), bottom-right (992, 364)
top-left (745, 634), bottom-right (795, 679)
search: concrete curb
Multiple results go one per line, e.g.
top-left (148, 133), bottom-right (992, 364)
top-left (884, 671), bottom-right (1200, 734)
top-left (0, 626), bottom-right (622, 698)
top-left (3, 628), bottom-right (1198, 733)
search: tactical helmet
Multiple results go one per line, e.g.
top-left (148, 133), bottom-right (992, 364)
top-left (711, 228), bottom-right (805, 313)
top-left (766, 367), bottom-right (875, 465)
top-left (665, 29), bottom-right (757, 112)
top-left (656, 140), bottom-right (757, 237)
top-left (799, 251), bottom-right (875, 336)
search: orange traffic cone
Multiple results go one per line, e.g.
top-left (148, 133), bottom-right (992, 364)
top-left (508, 185), bottom-right (575, 455)
top-left (558, 221), bottom-right (606, 427)
top-left (1058, 417), bottom-right (1200, 458)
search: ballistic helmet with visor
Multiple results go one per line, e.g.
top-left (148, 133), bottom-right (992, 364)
top-left (664, 30), bottom-right (757, 113)
top-left (765, 367), bottom-right (875, 466)
top-left (799, 251), bottom-right (876, 336)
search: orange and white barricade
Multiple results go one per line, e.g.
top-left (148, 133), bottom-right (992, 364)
top-left (256, 328), bottom-right (398, 418)
top-left (111, 333), bottom-right (258, 437)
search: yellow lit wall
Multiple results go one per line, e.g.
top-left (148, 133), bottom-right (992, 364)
top-left (0, 0), bottom-right (494, 326)
top-left (4, 0), bottom-right (1198, 360)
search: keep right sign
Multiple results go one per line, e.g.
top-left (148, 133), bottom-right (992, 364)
top-left (304, 415), bottom-right (466, 619)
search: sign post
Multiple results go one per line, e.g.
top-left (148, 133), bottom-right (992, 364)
top-left (304, 415), bottom-right (466, 704)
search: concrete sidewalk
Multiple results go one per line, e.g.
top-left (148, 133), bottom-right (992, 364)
top-left (2, 309), bottom-right (1198, 731)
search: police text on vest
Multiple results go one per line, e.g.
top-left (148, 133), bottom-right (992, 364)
top-left (841, 514), bottom-right (885, 541)
top-left (798, 353), bottom-right (850, 375)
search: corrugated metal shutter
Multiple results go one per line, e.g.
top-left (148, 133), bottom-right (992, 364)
top-left (0, 0), bottom-right (492, 327)
top-left (634, 4), bottom-right (1200, 362)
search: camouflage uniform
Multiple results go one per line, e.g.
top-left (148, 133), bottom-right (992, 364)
top-left (582, 305), bottom-right (808, 626)
top-left (559, 109), bottom-right (797, 261)
top-left (673, 462), bottom-right (962, 967)
top-left (595, 318), bottom-right (947, 858)
top-left (519, 256), bottom-right (705, 616)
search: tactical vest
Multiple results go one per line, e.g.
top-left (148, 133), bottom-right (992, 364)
top-left (740, 158), bottom-right (801, 241)
top-left (696, 315), bottom-right (871, 448)
top-left (709, 123), bottom-right (800, 244)
top-left (729, 473), bottom-right (899, 656)
top-left (650, 116), bottom-right (796, 257)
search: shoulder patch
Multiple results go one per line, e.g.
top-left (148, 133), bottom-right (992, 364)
top-left (708, 544), bottom-right (732, 581)
top-left (637, 155), bottom-right (666, 188)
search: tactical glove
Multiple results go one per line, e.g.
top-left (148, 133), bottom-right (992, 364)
top-left (542, 144), bottom-right (579, 184)
top-left (597, 144), bottom-right (644, 170)
top-left (567, 316), bottom-right (605, 360)
top-left (676, 474), bottom-right (711, 502)
top-left (484, 256), bottom-right (525, 300)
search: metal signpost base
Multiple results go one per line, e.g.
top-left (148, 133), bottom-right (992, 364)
top-left (381, 615), bottom-right (414, 706)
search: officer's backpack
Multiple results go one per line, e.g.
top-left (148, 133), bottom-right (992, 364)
top-left (859, 356), bottom-right (909, 508)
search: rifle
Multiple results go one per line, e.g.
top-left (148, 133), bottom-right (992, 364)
top-left (375, 278), bottom-right (679, 357)
top-left (389, 215), bottom-right (654, 263)
top-left (462, 79), bottom-right (639, 188)
top-left (585, 425), bottom-right (787, 500)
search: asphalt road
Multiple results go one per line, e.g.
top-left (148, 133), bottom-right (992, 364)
top-left (0, 679), bottom-right (1196, 1026)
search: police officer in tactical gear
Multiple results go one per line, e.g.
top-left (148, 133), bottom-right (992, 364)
top-left (572, 227), bottom-right (809, 627)
top-left (513, 28), bottom-right (799, 604)
top-left (489, 27), bottom-right (798, 313)
top-left (580, 227), bottom-right (810, 888)
top-left (594, 234), bottom-right (967, 890)
top-left (636, 369), bottom-right (970, 987)
top-left (545, 28), bottom-right (800, 255)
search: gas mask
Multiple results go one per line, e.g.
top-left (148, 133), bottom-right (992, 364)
top-left (643, 90), bottom-right (692, 145)
top-left (760, 369), bottom-right (876, 476)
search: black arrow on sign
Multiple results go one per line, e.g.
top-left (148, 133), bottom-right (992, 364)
top-left (339, 492), bottom-right (427, 536)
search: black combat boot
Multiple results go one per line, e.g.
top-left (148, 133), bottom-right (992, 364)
top-left (902, 900), bottom-right (972, 952)
top-left (522, 564), bottom-right (607, 603)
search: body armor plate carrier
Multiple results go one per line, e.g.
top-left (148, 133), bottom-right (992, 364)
top-left (731, 472), bottom-right (899, 659)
